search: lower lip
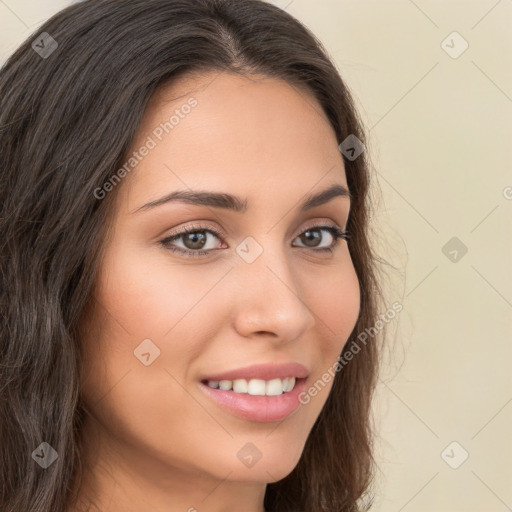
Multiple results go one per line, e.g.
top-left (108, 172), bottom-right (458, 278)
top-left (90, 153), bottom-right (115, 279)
top-left (198, 378), bottom-right (307, 422)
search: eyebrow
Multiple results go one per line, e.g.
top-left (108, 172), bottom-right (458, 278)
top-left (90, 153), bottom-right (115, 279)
top-left (131, 183), bottom-right (351, 214)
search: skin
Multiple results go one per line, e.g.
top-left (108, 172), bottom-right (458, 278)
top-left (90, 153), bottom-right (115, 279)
top-left (72, 71), bottom-right (361, 512)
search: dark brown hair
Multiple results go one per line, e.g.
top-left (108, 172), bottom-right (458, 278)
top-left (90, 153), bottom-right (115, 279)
top-left (0, 1), bottom-right (386, 510)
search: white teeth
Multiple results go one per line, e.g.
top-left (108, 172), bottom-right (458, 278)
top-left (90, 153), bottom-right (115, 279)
top-left (205, 377), bottom-right (297, 395)
top-left (266, 378), bottom-right (283, 396)
top-left (248, 379), bottom-right (266, 396)
top-left (284, 377), bottom-right (295, 392)
top-left (219, 380), bottom-right (232, 391)
top-left (233, 379), bottom-right (248, 393)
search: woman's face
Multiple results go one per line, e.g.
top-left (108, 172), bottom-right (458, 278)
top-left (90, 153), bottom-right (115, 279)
top-left (78, 71), bottom-right (360, 508)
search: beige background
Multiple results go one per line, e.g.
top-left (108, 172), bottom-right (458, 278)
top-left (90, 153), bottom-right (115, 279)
top-left (1, 1), bottom-right (511, 511)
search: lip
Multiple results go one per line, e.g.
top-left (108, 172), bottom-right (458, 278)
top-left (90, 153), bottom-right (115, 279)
top-left (198, 377), bottom-right (308, 422)
top-left (198, 362), bottom-right (310, 423)
top-left (200, 362), bottom-right (309, 382)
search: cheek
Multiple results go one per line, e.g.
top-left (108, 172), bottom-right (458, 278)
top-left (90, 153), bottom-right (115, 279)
top-left (79, 245), bottom-right (234, 472)
top-left (306, 252), bottom-right (361, 357)
top-left (81, 242), bottom-right (237, 418)
top-left (95, 242), bottom-right (227, 341)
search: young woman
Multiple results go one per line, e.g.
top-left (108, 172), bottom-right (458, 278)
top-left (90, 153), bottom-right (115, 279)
top-left (0, 1), bottom-right (385, 510)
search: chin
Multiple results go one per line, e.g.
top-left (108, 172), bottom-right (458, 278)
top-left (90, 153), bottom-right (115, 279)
top-left (224, 451), bottom-right (303, 483)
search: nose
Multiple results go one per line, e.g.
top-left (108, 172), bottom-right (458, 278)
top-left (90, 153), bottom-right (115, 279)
top-left (230, 243), bottom-right (316, 343)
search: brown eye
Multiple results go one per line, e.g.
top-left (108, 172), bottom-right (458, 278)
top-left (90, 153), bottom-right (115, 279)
top-left (160, 226), bottom-right (225, 257)
top-left (297, 229), bottom-right (324, 248)
top-left (293, 225), bottom-right (348, 251)
top-left (160, 223), bottom-right (348, 258)
top-left (179, 231), bottom-right (208, 250)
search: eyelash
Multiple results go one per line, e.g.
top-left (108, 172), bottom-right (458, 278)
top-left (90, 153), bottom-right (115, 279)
top-left (159, 223), bottom-right (349, 258)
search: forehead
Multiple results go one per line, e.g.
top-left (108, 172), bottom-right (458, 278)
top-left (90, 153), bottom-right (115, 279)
top-left (118, 70), bottom-right (347, 212)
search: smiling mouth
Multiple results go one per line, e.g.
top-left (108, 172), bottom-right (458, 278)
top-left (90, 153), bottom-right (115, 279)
top-left (201, 377), bottom-right (300, 396)
top-left (198, 374), bottom-right (308, 422)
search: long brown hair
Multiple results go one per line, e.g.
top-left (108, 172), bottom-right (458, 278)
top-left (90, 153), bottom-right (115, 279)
top-left (0, 1), bottom-right (386, 510)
